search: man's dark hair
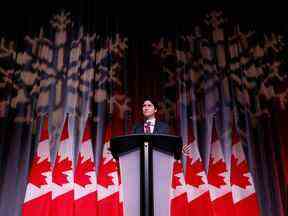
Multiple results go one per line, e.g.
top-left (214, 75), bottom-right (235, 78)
top-left (143, 96), bottom-right (159, 110)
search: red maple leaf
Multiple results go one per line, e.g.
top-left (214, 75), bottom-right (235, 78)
top-left (172, 161), bottom-right (183, 188)
top-left (28, 155), bottom-right (51, 188)
top-left (231, 154), bottom-right (251, 188)
top-left (75, 154), bottom-right (95, 187)
top-left (97, 158), bottom-right (117, 188)
top-left (52, 154), bottom-right (72, 186)
top-left (207, 157), bottom-right (227, 188)
top-left (185, 157), bottom-right (205, 187)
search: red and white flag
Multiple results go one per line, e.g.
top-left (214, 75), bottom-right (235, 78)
top-left (184, 130), bottom-right (213, 216)
top-left (51, 116), bottom-right (74, 216)
top-left (22, 115), bottom-right (52, 216)
top-left (207, 121), bottom-right (235, 216)
top-left (74, 118), bottom-right (97, 216)
top-left (231, 120), bottom-right (260, 216)
top-left (170, 159), bottom-right (188, 216)
top-left (97, 122), bottom-right (122, 216)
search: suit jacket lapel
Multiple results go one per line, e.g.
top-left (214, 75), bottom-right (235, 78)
top-left (140, 124), bottom-right (144, 133)
top-left (137, 122), bottom-right (144, 133)
top-left (153, 120), bottom-right (159, 134)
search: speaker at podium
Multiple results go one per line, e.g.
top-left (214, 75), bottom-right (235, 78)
top-left (110, 133), bottom-right (182, 216)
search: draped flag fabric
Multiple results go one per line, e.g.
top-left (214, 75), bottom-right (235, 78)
top-left (170, 159), bottom-right (188, 216)
top-left (231, 119), bottom-right (260, 216)
top-left (74, 119), bottom-right (97, 216)
top-left (207, 120), bottom-right (235, 216)
top-left (97, 121), bottom-right (122, 216)
top-left (22, 116), bottom-right (52, 216)
top-left (51, 116), bottom-right (74, 216)
top-left (184, 130), bottom-right (213, 216)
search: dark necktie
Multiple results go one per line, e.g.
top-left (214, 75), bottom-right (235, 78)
top-left (144, 121), bottom-right (151, 134)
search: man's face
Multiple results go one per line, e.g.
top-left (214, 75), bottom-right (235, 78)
top-left (142, 100), bottom-right (157, 119)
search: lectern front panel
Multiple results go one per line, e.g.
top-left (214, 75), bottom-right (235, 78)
top-left (119, 149), bottom-right (141, 216)
top-left (112, 134), bottom-right (182, 216)
top-left (153, 149), bottom-right (174, 216)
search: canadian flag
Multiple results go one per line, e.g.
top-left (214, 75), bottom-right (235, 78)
top-left (184, 129), bottom-right (213, 216)
top-left (231, 119), bottom-right (260, 215)
top-left (170, 159), bottom-right (188, 216)
top-left (22, 115), bottom-right (52, 216)
top-left (51, 116), bottom-right (74, 216)
top-left (207, 121), bottom-right (235, 216)
top-left (74, 118), bottom-right (97, 215)
top-left (97, 122), bottom-right (122, 216)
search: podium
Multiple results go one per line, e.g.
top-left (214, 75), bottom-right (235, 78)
top-left (110, 134), bottom-right (182, 216)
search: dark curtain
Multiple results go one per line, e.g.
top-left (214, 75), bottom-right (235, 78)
top-left (0, 4), bottom-right (288, 216)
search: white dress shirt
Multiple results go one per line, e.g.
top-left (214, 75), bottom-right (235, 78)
top-left (144, 118), bottom-right (156, 133)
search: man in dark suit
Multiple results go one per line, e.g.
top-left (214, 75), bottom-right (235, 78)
top-left (132, 98), bottom-right (170, 134)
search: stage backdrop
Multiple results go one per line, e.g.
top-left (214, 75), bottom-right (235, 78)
top-left (0, 9), bottom-right (288, 216)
